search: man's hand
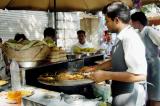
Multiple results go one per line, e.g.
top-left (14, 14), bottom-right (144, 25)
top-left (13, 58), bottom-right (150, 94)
top-left (79, 66), bottom-right (96, 72)
top-left (90, 70), bottom-right (108, 83)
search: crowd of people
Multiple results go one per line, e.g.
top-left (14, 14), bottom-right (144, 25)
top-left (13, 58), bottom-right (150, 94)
top-left (0, 1), bottom-right (160, 106)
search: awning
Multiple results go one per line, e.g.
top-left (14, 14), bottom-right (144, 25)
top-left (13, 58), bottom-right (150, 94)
top-left (0, 0), bottom-right (133, 12)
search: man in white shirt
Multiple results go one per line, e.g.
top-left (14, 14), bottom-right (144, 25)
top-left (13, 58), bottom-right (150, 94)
top-left (71, 30), bottom-right (93, 53)
top-left (80, 2), bottom-right (147, 106)
top-left (100, 30), bottom-right (113, 58)
top-left (131, 11), bottom-right (160, 106)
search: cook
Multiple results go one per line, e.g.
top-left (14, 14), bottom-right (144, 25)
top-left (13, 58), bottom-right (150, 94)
top-left (80, 1), bottom-right (147, 106)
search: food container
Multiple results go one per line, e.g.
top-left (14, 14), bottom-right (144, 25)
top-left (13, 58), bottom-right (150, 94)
top-left (66, 54), bottom-right (77, 61)
top-left (18, 61), bottom-right (43, 68)
top-left (3, 44), bottom-right (50, 62)
top-left (66, 53), bottom-right (87, 61)
top-left (63, 94), bottom-right (85, 104)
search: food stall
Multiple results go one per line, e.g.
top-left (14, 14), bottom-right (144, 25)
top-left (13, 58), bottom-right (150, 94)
top-left (0, 0), bottom-right (135, 106)
top-left (0, 38), bottom-right (108, 106)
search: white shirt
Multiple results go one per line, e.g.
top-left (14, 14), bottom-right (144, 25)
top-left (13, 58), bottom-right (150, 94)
top-left (141, 26), bottom-right (160, 47)
top-left (100, 41), bottom-right (113, 57)
top-left (117, 25), bottom-right (147, 75)
top-left (72, 41), bottom-right (93, 51)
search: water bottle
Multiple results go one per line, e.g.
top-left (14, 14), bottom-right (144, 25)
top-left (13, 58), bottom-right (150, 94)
top-left (10, 60), bottom-right (21, 90)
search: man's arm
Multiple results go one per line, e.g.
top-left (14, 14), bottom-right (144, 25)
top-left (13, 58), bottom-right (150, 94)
top-left (79, 59), bottom-right (112, 72)
top-left (91, 70), bottom-right (146, 83)
top-left (95, 59), bottom-right (112, 70)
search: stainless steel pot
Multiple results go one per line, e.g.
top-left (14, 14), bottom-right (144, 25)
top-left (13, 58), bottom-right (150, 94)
top-left (63, 94), bottom-right (85, 104)
top-left (18, 61), bottom-right (41, 68)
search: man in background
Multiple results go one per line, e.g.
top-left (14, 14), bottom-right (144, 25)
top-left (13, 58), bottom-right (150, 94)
top-left (71, 30), bottom-right (93, 53)
top-left (131, 11), bottom-right (160, 106)
top-left (44, 27), bottom-right (57, 43)
top-left (0, 38), bottom-right (7, 79)
top-left (14, 33), bottom-right (28, 42)
top-left (100, 30), bottom-right (113, 58)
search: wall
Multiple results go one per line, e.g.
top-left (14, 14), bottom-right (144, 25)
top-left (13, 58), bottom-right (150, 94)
top-left (80, 17), bottom-right (100, 47)
top-left (0, 10), bottom-right (48, 41)
top-left (0, 10), bottom-right (80, 51)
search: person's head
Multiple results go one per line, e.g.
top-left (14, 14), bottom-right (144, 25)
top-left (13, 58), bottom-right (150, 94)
top-left (44, 27), bottom-right (57, 42)
top-left (103, 30), bottom-right (111, 42)
top-left (102, 1), bottom-right (130, 33)
top-left (0, 38), bottom-right (2, 43)
top-left (14, 33), bottom-right (28, 42)
top-left (0, 38), bottom-right (2, 48)
top-left (77, 30), bottom-right (86, 45)
top-left (131, 11), bottom-right (148, 30)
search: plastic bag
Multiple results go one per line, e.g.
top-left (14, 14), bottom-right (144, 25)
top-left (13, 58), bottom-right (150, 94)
top-left (10, 60), bottom-right (21, 90)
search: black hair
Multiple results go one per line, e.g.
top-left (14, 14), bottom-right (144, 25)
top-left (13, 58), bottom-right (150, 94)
top-left (77, 30), bottom-right (85, 35)
top-left (44, 27), bottom-right (56, 38)
top-left (131, 11), bottom-right (148, 26)
top-left (0, 38), bottom-right (2, 43)
top-left (102, 1), bottom-right (130, 24)
top-left (14, 33), bottom-right (27, 41)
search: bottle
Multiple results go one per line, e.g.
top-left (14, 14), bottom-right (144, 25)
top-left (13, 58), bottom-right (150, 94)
top-left (10, 60), bottom-right (21, 90)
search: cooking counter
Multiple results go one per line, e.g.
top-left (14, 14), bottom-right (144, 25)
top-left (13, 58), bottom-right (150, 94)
top-left (0, 86), bottom-right (109, 106)
top-left (0, 54), bottom-right (112, 106)
top-left (23, 54), bottom-right (104, 98)
top-left (22, 86), bottom-right (110, 106)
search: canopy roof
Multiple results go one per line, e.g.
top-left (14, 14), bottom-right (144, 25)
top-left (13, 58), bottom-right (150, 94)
top-left (0, 0), bottom-right (133, 12)
top-left (141, 0), bottom-right (160, 6)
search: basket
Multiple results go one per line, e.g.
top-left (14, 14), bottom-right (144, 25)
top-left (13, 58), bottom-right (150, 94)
top-left (2, 44), bottom-right (50, 62)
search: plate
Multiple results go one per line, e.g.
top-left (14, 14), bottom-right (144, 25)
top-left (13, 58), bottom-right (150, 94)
top-left (20, 90), bottom-right (34, 97)
top-left (6, 99), bottom-right (17, 104)
top-left (5, 90), bottom-right (34, 104)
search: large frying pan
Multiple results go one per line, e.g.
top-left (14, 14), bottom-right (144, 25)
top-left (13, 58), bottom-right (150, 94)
top-left (39, 79), bottom-right (94, 86)
top-left (37, 72), bottom-right (95, 98)
top-left (38, 71), bottom-right (94, 86)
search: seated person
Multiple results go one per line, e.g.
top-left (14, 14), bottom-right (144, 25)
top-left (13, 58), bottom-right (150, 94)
top-left (14, 33), bottom-right (28, 42)
top-left (43, 27), bottom-right (57, 45)
top-left (0, 38), bottom-right (7, 79)
top-left (71, 30), bottom-right (94, 53)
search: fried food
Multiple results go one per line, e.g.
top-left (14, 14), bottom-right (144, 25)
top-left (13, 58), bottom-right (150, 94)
top-left (7, 90), bottom-right (33, 104)
top-left (38, 72), bottom-right (85, 82)
top-left (57, 72), bottom-right (84, 80)
top-left (73, 46), bottom-right (96, 54)
top-left (7, 91), bottom-right (21, 104)
top-left (38, 74), bottom-right (55, 82)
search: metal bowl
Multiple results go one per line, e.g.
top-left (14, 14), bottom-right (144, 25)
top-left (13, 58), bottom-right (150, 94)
top-left (18, 61), bottom-right (39, 68)
top-left (67, 54), bottom-right (76, 60)
top-left (63, 94), bottom-right (85, 104)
